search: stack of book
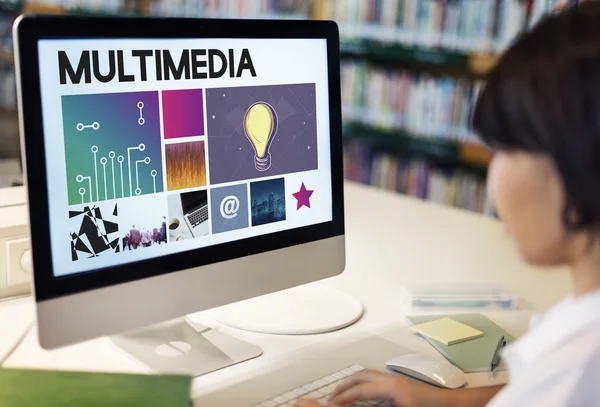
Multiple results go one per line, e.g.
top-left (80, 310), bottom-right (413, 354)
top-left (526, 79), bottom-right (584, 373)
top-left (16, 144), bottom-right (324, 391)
top-left (0, 0), bottom-right (20, 11)
top-left (341, 60), bottom-right (484, 145)
top-left (0, 66), bottom-right (16, 111)
top-left (27, 0), bottom-right (131, 13)
top-left (321, 0), bottom-right (568, 53)
top-left (0, 15), bottom-right (15, 111)
top-left (344, 139), bottom-right (493, 215)
top-left (149, 0), bottom-right (311, 18)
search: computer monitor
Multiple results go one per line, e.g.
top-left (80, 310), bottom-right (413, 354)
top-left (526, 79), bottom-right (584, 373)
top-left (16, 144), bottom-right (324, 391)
top-left (14, 15), bottom-right (346, 371)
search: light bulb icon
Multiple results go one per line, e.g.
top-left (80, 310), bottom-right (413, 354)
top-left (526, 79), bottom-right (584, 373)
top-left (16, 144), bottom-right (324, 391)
top-left (244, 102), bottom-right (278, 171)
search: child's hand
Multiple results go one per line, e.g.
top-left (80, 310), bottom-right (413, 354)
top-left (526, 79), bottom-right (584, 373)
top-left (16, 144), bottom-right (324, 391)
top-left (331, 369), bottom-right (445, 406)
top-left (294, 369), bottom-right (446, 407)
top-left (293, 399), bottom-right (331, 407)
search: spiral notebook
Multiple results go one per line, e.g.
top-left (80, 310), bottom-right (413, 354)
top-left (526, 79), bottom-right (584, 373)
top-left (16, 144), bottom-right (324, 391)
top-left (406, 314), bottom-right (515, 373)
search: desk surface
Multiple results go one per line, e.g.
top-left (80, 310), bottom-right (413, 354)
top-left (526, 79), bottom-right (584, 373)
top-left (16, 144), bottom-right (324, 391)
top-left (0, 182), bottom-right (572, 400)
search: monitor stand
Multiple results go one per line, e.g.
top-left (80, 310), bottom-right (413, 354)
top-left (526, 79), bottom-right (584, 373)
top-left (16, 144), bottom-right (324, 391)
top-left (110, 318), bottom-right (263, 377)
top-left (110, 284), bottom-right (363, 376)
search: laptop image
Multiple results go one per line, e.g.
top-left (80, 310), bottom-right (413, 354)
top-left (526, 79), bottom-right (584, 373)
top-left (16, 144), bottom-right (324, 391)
top-left (181, 190), bottom-right (209, 238)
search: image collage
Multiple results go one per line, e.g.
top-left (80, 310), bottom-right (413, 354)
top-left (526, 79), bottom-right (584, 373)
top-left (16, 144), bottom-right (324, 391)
top-left (63, 83), bottom-right (319, 262)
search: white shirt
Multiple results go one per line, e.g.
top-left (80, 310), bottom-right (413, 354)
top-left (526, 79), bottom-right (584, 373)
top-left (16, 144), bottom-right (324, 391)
top-left (487, 289), bottom-right (600, 407)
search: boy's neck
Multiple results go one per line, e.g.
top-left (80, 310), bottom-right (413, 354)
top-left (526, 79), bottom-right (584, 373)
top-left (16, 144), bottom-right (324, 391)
top-left (571, 243), bottom-right (600, 296)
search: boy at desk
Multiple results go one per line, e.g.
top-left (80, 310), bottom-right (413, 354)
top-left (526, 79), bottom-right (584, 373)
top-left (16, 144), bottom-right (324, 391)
top-left (298, 2), bottom-right (600, 407)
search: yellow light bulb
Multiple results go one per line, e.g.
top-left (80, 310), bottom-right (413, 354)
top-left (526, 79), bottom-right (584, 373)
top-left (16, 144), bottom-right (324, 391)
top-left (244, 102), bottom-right (278, 171)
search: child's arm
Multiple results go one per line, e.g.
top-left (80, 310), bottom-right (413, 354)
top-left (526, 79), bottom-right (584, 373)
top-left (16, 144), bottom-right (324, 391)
top-left (304, 369), bottom-right (504, 407)
top-left (444, 385), bottom-right (505, 407)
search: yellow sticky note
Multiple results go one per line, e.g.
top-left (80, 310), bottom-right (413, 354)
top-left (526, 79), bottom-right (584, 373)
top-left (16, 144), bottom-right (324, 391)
top-left (413, 317), bottom-right (483, 346)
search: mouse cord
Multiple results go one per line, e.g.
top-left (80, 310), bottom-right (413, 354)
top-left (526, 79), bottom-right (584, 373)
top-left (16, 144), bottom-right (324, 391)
top-left (0, 321), bottom-right (34, 367)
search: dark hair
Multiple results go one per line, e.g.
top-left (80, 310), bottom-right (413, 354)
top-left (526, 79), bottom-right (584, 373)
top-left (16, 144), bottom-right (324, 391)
top-left (473, 0), bottom-right (600, 231)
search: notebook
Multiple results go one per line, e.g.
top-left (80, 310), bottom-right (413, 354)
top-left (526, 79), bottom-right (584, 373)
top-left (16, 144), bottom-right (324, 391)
top-left (0, 368), bottom-right (192, 407)
top-left (412, 317), bottom-right (484, 345)
top-left (406, 313), bottom-right (515, 373)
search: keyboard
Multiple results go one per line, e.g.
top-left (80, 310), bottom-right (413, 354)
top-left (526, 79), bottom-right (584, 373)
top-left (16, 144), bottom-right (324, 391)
top-left (254, 365), bottom-right (393, 407)
top-left (188, 205), bottom-right (209, 227)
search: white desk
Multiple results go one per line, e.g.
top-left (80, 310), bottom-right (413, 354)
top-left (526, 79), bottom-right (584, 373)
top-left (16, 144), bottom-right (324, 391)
top-left (0, 182), bottom-right (572, 402)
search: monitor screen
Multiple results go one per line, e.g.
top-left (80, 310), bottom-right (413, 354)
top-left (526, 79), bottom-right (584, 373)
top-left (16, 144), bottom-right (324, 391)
top-left (37, 38), bottom-right (333, 277)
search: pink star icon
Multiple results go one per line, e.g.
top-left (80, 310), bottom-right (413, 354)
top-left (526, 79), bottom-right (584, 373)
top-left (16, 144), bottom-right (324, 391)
top-left (292, 182), bottom-right (314, 210)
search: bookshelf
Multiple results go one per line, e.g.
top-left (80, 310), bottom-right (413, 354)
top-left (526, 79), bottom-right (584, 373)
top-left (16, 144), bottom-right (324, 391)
top-left (344, 122), bottom-right (491, 170)
top-left (340, 39), bottom-right (499, 77)
top-left (0, 50), bottom-right (12, 64)
top-left (313, 0), bottom-right (565, 215)
top-left (0, 1), bottom-right (21, 13)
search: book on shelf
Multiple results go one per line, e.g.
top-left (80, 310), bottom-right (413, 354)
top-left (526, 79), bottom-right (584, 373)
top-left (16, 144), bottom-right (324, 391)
top-left (26, 0), bottom-right (131, 13)
top-left (323, 0), bottom-right (569, 53)
top-left (343, 139), bottom-right (493, 215)
top-left (149, 0), bottom-right (311, 18)
top-left (341, 60), bottom-right (484, 144)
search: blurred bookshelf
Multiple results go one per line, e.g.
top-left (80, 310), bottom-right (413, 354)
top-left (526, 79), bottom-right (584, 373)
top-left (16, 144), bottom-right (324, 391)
top-left (318, 0), bottom-right (572, 215)
top-left (344, 137), bottom-right (494, 215)
top-left (0, 0), bottom-right (575, 214)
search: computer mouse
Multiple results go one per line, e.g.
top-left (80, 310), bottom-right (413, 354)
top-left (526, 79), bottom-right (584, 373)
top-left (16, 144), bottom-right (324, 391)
top-left (386, 354), bottom-right (467, 389)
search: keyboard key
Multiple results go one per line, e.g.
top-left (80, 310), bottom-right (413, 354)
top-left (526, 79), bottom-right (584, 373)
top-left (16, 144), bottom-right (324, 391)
top-left (302, 383), bottom-right (318, 392)
top-left (292, 387), bottom-right (308, 396)
top-left (282, 392), bottom-right (297, 401)
top-left (272, 396), bottom-right (287, 404)
top-left (322, 375), bottom-right (338, 384)
top-left (308, 390), bottom-right (325, 399)
top-left (321, 384), bottom-right (337, 395)
top-left (257, 366), bottom-right (368, 407)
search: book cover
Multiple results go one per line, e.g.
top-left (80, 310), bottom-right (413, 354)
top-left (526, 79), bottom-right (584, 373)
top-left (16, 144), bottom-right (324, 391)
top-left (416, 162), bottom-right (430, 199)
top-left (406, 314), bottom-right (515, 372)
top-left (443, 0), bottom-right (462, 48)
top-left (396, 157), bottom-right (409, 193)
top-left (0, 368), bottom-right (192, 407)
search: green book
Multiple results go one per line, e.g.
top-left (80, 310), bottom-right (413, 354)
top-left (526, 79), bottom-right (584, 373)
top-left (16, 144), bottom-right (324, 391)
top-left (0, 368), bottom-right (192, 407)
top-left (406, 313), bottom-right (515, 373)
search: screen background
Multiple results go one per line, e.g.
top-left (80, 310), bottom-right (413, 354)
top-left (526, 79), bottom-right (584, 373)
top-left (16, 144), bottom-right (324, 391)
top-left (38, 38), bottom-right (332, 277)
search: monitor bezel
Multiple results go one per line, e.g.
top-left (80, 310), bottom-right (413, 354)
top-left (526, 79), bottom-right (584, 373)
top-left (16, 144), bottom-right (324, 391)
top-left (15, 15), bottom-right (344, 302)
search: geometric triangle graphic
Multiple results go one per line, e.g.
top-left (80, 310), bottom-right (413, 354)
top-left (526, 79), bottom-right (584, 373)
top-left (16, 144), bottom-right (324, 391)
top-left (96, 219), bottom-right (107, 237)
top-left (74, 237), bottom-right (92, 254)
top-left (80, 215), bottom-right (97, 238)
top-left (109, 237), bottom-right (119, 250)
top-left (79, 234), bottom-right (92, 253)
top-left (104, 220), bottom-right (119, 235)
top-left (71, 240), bottom-right (78, 261)
top-left (69, 202), bottom-right (121, 262)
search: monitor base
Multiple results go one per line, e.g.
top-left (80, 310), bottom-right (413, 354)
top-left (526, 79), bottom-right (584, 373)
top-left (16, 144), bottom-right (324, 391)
top-left (203, 283), bottom-right (364, 335)
top-left (110, 318), bottom-right (263, 377)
